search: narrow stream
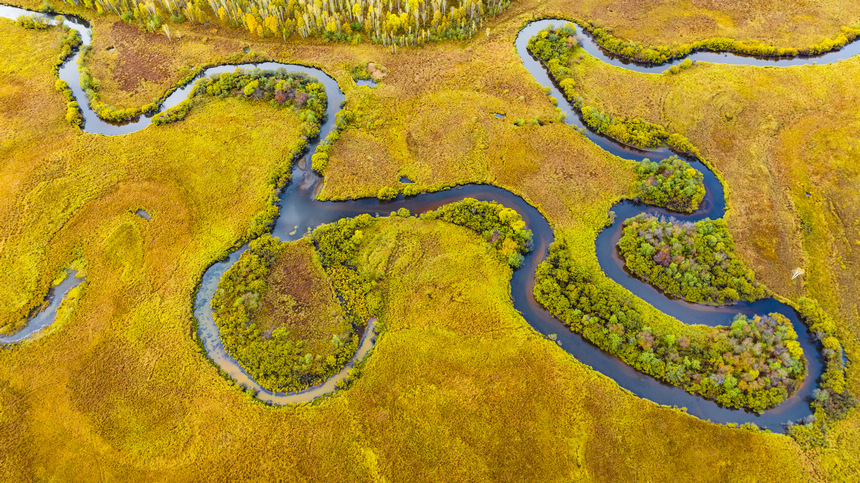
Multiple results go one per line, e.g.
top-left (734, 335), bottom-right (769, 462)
top-left (2, 7), bottom-right (854, 428)
top-left (520, 18), bottom-right (860, 74)
top-left (0, 271), bottom-right (83, 345)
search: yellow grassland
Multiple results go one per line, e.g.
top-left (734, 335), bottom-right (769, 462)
top-left (1, 0), bottom-right (859, 477)
top-left (563, 43), bottom-right (860, 476)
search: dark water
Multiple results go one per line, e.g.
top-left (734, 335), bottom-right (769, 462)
top-left (2, 7), bottom-right (851, 427)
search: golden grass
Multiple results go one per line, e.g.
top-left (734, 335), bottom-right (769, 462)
top-left (5, 0), bottom-right (856, 110)
top-left (562, 38), bottom-right (860, 477)
top-left (520, 0), bottom-right (860, 54)
top-left (0, 17), bottom-right (304, 333)
top-left (1, 0), bottom-right (859, 478)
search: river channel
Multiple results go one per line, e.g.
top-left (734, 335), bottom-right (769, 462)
top-left (3, 6), bottom-right (855, 429)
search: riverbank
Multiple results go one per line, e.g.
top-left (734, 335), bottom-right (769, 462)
top-left (0, 7), bottom-right (856, 480)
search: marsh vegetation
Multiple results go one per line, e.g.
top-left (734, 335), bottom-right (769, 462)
top-left (535, 242), bottom-right (805, 412)
top-left (211, 236), bottom-right (362, 393)
top-left (618, 215), bottom-right (769, 305)
top-left (2, 1), bottom-right (860, 479)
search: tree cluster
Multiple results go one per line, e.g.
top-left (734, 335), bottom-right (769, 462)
top-left (794, 297), bottom-right (857, 421)
top-left (534, 242), bottom-right (806, 412)
top-left (211, 235), bottom-right (363, 393)
top-left (618, 214), bottom-right (769, 305)
top-left (153, 69), bottom-right (326, 135)
top-left (421, 198), bottom-right (533, 268)
top-left (635, 156), bottom-right (705, 213)
top-left (311, 214), bottom-right (379, 325)
top-left (64, 0), bottom-right (510, 46)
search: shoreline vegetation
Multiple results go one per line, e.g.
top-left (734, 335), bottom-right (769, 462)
top-left (152, 69), bottom-right (327, 130)
top-left (528, 23), bottom-right (855, 421)
top-left (210, 200), bottom-right (532, 394)
top-left (211, 235), bottom-right (364, 394)
top-left (15, 14), bottom-right (84, 127)
top-left (421, 198), bottom-right (533, 269)
top-left (617, 214), bottom-right (769, 306)
top-left (534, 242), bottom-right (805, 413)
top-left (527, 24), bottom-right (704, 158)
top-left (561, 16), bottom-right (860, 66)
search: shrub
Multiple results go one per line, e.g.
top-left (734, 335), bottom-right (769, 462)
top-left (402, 184), bottom-right (421, 197)
top-left (635, 157), bottom-right (705, 213)
top-left (618, 214), bottom-right (769, 305)
top-left (15, 14), bottom-right (52, 29)
top-left (376, 186), bottom-right (398, 201)
top-left (421, 198), bottom-right (533, 268)
top-left (794, 297), bottom-right (857, 420)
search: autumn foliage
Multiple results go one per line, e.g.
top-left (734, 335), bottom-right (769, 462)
top-left (534, 242), bottom-right (805, 412)
top-left (618, 215), bottom-right (769, 305)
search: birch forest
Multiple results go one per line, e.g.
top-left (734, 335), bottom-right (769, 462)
top-left (63, 0), bottom-right (511, 45)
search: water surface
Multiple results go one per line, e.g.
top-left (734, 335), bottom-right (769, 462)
top-left (1, 7), bottom-right (849, 427)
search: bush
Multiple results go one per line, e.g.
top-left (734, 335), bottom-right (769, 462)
top-left (618, 214), bottom-right (769, 305)
top-left (635, 157), bottom-right (705, 213)
top-left (16, 14), bottom-right (52, 29)
top-left (402, 184), bottom-right (421, 197)
top-left (377, 186), bottom-right (398, 201)
top-left (421, 198), bottom-right (533, 268)
top-left (794, 297), bottom-right (857, 420)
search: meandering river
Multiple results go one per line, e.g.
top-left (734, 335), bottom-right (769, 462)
top-left (3, 6), bottom-right (855, 429)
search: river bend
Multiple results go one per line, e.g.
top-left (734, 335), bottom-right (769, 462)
top-left (3, 7), bottom-right (854, 429)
